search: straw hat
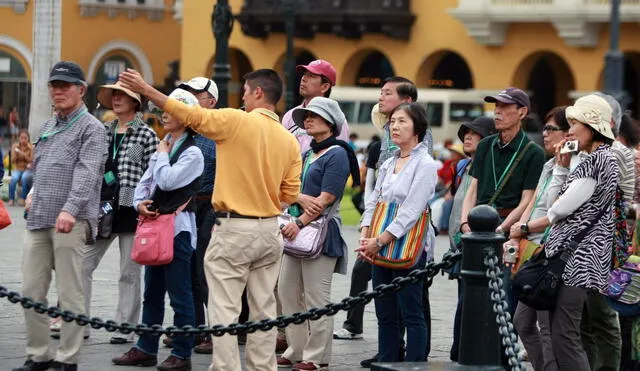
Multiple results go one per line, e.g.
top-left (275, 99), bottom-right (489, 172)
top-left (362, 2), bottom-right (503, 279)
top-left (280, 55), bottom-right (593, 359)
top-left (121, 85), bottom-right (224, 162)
top-left (97, 81), bottom-right (142, 110)
top-left (371, 103), bottom-right (387, 132)
top-left (565, 94), bottom-right (615, 141)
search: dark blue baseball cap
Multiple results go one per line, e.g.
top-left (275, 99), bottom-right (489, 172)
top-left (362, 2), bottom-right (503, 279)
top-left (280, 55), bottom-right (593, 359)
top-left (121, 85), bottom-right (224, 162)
top-left (484, 87), bottom-right (530, 111)
top-left (49, 61), bottom-right (86, 85)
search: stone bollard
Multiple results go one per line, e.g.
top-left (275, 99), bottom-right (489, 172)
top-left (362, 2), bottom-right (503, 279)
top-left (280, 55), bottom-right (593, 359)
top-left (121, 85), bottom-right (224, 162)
top-left (371, 205), bottom-right (508, 371)
top-left (458, 205), bottom-right (506, 370)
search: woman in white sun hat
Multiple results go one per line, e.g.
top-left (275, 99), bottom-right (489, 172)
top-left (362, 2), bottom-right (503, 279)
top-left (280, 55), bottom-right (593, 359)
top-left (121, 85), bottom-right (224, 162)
top-left (541, 94), bottom-right (619, 370)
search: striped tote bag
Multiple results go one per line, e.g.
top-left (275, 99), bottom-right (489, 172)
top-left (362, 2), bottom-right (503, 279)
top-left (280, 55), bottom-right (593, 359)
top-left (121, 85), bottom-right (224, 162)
top-left (367, 202), bottom-right (429, 269)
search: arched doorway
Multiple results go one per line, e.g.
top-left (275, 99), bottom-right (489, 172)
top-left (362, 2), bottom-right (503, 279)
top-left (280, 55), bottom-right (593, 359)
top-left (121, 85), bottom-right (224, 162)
top-left (88, 54), bottom-right (136, 118)
top-left (272, 49), bottom-right (318, 108)
top-left (512, 51), bottom-right (575, 119)
top-left (416, 50), bottom-right (473, 89)
top-left (207, 48), bottom-right (254, 109)
top-left (0, 50), bottom-right (31, 132)
top-left (354, 51), bottom-right (395, 87)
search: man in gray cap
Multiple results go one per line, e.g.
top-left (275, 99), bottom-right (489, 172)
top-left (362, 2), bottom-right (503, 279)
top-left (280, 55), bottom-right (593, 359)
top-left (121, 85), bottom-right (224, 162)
top-left (14, 61), bottom-right (107, 371)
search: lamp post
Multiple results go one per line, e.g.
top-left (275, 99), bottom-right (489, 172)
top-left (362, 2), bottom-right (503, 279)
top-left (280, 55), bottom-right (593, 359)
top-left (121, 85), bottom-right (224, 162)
top-left (603, 0), bottom-right (630, 110)
top-left (211, 0), bottom-right (233, 108)
top-left (283, 0), bottom-right (296, 111)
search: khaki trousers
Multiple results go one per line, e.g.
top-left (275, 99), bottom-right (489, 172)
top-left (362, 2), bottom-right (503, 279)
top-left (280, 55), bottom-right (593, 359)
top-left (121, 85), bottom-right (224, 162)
top-left (22, 221), bottom-right (88, 364)
top-left (205, 217), bottom-right (283, 371)
top-left (82, 233), bottom-right (140, 339)
top-left (278, 254), bottom-right (338, 364)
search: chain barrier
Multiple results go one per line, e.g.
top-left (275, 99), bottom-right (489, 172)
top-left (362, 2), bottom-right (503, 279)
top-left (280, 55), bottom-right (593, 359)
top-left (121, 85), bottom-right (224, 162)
top-left (484, 251), bottom-right (524, 371)
top-left (0, 251), bottom-right (461, 338)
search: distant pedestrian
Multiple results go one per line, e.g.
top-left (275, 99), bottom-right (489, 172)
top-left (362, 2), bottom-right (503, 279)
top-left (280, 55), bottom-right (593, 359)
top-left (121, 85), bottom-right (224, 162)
top-left (13, 61), bottom-right (107, 371)
top-left (8, 130), bottom-right (34, 206)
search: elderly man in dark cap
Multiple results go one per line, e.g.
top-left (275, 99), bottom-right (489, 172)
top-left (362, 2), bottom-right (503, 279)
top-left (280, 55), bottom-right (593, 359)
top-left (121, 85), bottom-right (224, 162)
top-left (14, 61), bottom-right (107, 371)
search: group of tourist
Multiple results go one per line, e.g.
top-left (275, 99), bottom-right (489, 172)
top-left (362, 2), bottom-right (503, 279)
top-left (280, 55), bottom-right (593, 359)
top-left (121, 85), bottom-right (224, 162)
top-left (8, 54), bottom-right (640, 371)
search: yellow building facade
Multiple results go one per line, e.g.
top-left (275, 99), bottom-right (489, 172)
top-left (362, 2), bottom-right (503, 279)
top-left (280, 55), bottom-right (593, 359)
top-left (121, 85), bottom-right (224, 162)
top-left (0, 0), bottom-right (181, 126)
top-left (178, 0), bottom-right (640, 122)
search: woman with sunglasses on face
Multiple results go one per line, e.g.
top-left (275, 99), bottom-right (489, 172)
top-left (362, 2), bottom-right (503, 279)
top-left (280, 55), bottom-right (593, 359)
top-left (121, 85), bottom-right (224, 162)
top-left (276, 97), bottom-right (360, 371)
top-left (507, 106), bottom-right (569, 371)
top-left (356, 102), bottom-right (438, 363)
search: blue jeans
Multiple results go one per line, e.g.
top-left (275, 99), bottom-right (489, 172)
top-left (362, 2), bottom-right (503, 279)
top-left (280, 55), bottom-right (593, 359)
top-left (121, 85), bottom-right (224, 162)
top-left (372, 252), bottom-right (427, 362)
top-left (9, 169), bottom-right (32, 201)
top-left (136, 231), bottom-right (195, 359)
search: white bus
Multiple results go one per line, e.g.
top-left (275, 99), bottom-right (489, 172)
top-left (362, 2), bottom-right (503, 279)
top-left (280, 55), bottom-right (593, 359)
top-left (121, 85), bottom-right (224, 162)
top-left (330, 87), bottom-right (491, 144)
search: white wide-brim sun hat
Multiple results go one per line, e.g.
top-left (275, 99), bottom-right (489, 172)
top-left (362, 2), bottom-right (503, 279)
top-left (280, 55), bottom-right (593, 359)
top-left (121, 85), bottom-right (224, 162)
top-left (565, 94), bottom-right (615, 141)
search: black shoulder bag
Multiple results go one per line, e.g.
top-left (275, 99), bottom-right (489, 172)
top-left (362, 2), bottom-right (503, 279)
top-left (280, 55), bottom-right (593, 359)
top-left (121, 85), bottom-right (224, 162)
top-left (512, 207), bottom-right (608, 311)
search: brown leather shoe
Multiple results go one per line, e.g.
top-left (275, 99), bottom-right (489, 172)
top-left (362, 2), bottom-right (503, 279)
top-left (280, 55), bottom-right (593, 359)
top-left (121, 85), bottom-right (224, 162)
top-left (275, 337), bottom-right (288, 354)
top-left (112, 347), bottom-right (157, 367)
top-left (157, 355), bottom-right (191, 371)
top-left (193, 339), bottom-right (212, 354)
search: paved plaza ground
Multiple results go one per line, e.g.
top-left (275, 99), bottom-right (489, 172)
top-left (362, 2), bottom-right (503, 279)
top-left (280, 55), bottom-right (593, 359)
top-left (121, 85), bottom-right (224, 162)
top-left (0, 205), bottom-right (530, 370)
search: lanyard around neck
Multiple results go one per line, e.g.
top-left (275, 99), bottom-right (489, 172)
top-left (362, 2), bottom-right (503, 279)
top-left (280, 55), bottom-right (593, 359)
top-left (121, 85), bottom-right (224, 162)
top-left (528, 175), bottom-right (552, 221)
top-left (112, 126), bottom-right (129, 160)
top-left (40, 108), bottom-right (88, 142)
top-left (169, 135), bottom-right (188, 160)
top-left (490, 133), bottom-right (525, 191)
top-left (300, 152), bottom-right (313, 187)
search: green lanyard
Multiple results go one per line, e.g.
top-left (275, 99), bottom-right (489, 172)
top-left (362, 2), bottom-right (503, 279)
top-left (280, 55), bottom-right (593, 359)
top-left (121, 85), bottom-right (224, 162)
top-left (112, 127), bottom-right (128, 161)
top-left (40, 108), bottom-right (88, 142)
top-left (528, 175), bottom-right (552, 221)
top-left (300, 152), bottom-right (313, 187)
top-left (169, 135), bottom-right (188, 160)
top-left (490, 134), bottom-right (525, 191)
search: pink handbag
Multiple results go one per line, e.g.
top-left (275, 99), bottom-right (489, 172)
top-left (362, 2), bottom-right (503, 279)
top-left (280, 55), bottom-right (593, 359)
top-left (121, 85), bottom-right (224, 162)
top-left (131, 199), bottom-right (190, 266)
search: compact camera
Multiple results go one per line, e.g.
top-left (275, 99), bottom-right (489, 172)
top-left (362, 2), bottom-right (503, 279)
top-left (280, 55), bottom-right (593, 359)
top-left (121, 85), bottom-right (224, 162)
top-left (560, 140), bottom-right (579, 154)
top-left (504, 244), bottom-right (518, 264)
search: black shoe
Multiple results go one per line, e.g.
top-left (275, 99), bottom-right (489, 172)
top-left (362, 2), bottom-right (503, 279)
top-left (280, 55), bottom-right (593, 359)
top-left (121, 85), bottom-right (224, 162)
top-left (12, 360), bottom-right (53, 371)
top-left (109, 336), bottom-right (130, 344)
top-left (360, 354), bottom-right (377, 368)
top-left (51, 361), bottom-right (77, 371)
top-left (50, 333), bottom-right (89, 340)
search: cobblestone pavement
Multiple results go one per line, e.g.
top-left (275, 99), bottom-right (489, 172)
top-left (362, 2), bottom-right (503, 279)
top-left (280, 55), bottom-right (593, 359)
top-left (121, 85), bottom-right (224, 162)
top-left (0, 205), bottom-right (530, 370)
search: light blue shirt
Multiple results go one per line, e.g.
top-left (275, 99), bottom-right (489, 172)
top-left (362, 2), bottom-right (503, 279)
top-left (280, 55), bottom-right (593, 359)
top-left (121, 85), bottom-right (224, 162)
top-left (133, 133), bottom-right (204, 249)
top-left (361, 141), bottom-right (438, 260)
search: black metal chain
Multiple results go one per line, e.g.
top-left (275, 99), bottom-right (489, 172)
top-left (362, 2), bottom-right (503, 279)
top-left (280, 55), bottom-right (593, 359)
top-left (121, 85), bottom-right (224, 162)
top-left (0, 251), bottom-right (461, 337)
top-left (484, 251), bottom-right (524, 371)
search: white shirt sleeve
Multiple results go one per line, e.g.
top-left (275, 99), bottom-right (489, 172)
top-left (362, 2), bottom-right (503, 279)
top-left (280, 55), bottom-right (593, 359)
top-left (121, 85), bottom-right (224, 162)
top-left (548, 177), bottom-right (597, 224)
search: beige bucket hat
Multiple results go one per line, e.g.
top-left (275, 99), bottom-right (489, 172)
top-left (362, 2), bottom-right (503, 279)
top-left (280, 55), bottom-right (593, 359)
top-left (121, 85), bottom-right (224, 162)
top-left (565, 94), bottom-right (615, 141)
top-left (97, 81), bottom-right (142, 110)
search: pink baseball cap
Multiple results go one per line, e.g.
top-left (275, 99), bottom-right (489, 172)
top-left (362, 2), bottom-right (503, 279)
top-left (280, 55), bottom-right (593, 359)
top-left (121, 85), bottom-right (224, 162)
top-left (296, 60), bottom-right (337, 86)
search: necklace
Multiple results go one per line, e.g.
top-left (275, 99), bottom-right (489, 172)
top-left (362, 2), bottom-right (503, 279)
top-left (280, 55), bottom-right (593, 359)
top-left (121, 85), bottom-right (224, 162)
top-left (399, 153), bottom-right (411, 158)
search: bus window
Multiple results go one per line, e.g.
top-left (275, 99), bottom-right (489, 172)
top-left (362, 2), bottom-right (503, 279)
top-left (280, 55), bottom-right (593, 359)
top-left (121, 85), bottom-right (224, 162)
top-left (357, 102), bottom-right (377, 124)
top-left (449, 103), bottom-right (484, 123)
top-left (338, 101), bottom-right (357, 123)
top-left (425, 102), bottom-right (443, 127)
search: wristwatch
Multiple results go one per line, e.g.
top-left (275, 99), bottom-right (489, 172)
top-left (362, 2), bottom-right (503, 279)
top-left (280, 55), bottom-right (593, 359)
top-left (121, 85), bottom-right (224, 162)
top-left (375, 238), bottom-right (385, 249)
top-left (294, 217), bottom-right (305, 229)
top-left (519, 223), bottom-right (529, 235)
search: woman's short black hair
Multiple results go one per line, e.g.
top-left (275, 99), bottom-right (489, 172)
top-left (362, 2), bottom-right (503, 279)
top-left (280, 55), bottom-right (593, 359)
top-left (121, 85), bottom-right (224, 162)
top-left (545, 106), bottom-right (570, 131)
top-left (618, 113), bottom-right (640, 147)
top-left (390, 102), bottom-right (429, 142)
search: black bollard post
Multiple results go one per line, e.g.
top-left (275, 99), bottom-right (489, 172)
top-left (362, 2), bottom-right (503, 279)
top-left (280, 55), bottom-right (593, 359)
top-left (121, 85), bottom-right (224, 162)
top-left (458, 205), bottom-right (505, 369)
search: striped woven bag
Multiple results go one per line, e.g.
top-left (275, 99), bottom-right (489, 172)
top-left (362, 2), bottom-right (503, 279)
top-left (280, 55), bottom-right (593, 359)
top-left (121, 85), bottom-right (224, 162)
top-left (367, 202), bottom-right (430, 269)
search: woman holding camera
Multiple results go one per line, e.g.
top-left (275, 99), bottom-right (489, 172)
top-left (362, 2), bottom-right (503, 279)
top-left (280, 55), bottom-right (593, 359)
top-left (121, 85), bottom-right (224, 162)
top-left (112, 88), bottom-right (204, 371)
top-left (541, 95), bottom-right (619, 371)
top-left (357, 102), bottom-right (437, 363)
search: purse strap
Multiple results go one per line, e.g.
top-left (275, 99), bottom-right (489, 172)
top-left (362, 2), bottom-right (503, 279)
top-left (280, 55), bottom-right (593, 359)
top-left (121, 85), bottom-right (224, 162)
top-left (488, 141), bottom-right (534, 206)
top-left (174, 197), bottom-right (192, 215)
top-left (560, 205), bottom-right (610, 261)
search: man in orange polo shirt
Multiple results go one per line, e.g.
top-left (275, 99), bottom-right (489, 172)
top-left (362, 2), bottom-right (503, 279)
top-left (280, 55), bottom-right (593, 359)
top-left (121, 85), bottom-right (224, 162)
top-left (119, 68), bottom-right (301, 371)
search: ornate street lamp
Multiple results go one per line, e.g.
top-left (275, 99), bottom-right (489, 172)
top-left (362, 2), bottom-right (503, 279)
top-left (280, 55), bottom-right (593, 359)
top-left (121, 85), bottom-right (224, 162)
top-left (603, 0), bottom-right (630, 110)
top-left (211, 0), bottom-right (234, 108)
top-left (282, 0), bottom-right (297, 111)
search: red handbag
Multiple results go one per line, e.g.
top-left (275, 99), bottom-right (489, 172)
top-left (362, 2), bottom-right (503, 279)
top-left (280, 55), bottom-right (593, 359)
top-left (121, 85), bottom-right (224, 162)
top-left (131, 199), bottom-right (190, 266)
top-left (0, 200), bottom-right (11, 230)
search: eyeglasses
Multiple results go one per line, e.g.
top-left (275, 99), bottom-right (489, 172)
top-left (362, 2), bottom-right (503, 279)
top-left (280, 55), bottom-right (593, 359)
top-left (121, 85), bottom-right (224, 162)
top-left (543, 125), bottom-right (563, 132)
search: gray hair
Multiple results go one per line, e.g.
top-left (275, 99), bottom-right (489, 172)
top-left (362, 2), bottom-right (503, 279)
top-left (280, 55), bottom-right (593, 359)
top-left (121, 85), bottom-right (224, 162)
top-left (593, 92), bottom-right (622, 134)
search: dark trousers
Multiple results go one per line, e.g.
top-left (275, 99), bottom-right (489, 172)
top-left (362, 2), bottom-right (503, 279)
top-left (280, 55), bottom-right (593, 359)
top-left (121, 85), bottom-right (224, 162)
top-left (372, 253), bottom-right (427, 362)
top-left (450, 278), bottom-right (463, 362)
top-left (192, 198), bottom-right (214, 328)
top-left (137, 232), bottom-right (195, 359)
top-left (343, 258), bottom-right (372, 334)
top-left (550, 285), bottom-right (590, 371)
top-left (581, 289), bottom-right (622, 371)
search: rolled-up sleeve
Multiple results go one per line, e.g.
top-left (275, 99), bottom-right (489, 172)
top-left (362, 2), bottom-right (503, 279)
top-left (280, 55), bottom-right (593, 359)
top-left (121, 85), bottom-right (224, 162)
top-left (385, 160), bottom-right (438, 239)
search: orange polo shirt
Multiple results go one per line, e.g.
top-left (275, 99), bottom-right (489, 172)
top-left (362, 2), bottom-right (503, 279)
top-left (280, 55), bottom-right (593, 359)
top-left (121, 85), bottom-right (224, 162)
top-left (164, 98), bottom-right (302, 217)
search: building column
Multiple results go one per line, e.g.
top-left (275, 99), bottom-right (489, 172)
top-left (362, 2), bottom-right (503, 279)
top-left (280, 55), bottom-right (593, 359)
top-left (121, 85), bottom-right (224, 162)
top-left (28, 0), bottom-right (61, 138)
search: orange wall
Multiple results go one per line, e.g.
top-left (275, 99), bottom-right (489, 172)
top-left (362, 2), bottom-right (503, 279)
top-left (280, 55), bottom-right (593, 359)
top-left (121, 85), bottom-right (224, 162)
top-left (0, 4), bottom-right (34, 76)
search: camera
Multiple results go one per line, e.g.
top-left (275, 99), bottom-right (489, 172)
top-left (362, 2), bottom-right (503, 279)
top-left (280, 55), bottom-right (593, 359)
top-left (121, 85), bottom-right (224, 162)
top-left (560, 140), bottom-right (579, 154)
top-left (504, 244), bottom-right (518, 264)
top-left (147, 203), bottom-right (158, 212)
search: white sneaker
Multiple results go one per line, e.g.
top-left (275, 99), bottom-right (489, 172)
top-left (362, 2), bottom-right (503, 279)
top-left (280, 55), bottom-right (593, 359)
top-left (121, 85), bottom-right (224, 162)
top-left (49, 317), bottom-right (62, 332)
top-left (332, 328), bottom-right (363, 340)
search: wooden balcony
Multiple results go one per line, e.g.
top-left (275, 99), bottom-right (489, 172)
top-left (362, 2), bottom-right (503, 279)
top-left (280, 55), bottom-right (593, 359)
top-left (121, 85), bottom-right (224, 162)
top-left (237, 0), bottom-right (416, 41)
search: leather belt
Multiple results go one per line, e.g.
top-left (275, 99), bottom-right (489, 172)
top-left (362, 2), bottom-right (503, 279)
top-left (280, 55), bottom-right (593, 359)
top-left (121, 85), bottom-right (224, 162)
top-left (214, 211), bottom-right (272, 220)
top-left (195, 194), bottom-right (212, 201)
top-left (497, 208), bottom-right (515, 218)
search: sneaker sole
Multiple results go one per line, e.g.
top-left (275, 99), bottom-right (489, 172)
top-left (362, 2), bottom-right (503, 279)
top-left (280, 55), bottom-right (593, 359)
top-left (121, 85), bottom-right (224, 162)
top-left (332, 334), bottom-right (363, 340)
